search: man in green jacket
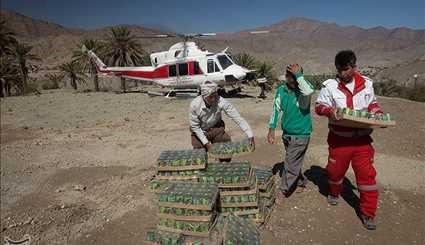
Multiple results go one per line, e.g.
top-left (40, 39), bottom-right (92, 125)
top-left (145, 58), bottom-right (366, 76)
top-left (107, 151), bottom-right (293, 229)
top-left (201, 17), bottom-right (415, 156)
top-left (267, 64), bottom-right (315, 202)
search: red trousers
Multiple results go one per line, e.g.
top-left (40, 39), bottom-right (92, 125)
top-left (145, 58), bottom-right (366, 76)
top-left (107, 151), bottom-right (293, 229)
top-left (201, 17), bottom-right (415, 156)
top-left (326, 132), bottom-right (378, 218)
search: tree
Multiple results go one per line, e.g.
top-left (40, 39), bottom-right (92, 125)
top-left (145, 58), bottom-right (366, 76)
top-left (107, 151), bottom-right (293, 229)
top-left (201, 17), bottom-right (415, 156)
top-left (0, 20), bottom-right (17, 55)
top-left (73, 39), bottom-right (103, 91)
top-left (255, 61), bottom-right (276, 90)
top-left (0, 56), bottom-right (20, 96)
top-left (11, 42), bottom-right (40, 95)
top-left (103, 26), bottom-right (145, 91)
top-left (59, 61), bottom-right (86, 90)
top-left (233, 53), bottom-right (257, 70)
top-left (374, 80), bottom-right (400, 97)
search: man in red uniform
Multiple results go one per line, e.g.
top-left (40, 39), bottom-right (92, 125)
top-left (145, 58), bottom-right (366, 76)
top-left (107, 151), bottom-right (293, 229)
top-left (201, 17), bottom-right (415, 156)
top-left (315, 50), bottom-right (384, 230)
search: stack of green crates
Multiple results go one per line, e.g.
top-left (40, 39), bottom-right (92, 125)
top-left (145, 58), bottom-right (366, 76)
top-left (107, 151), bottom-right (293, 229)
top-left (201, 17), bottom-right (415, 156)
top-left (146, 229), bottom-right (183, 245)
top-left (155, 149), bottom-right (207, 182)
top-left (209, 139), bottom-right (254, 158)
top-left (255, 168), bottom-right (276, 207)
top-left (223, 214), bottom-right (261, 245)
top-left (157, 182), bottom-right (219, 237)
top-left (198, 162), bottom-right (260, 219)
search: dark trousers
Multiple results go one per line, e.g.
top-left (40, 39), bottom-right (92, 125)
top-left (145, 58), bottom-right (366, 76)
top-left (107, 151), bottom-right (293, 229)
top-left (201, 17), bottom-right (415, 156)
top-left (280, 136), bottom-right (310, 193)
top-left (191, 120), bottom-right (231, 149)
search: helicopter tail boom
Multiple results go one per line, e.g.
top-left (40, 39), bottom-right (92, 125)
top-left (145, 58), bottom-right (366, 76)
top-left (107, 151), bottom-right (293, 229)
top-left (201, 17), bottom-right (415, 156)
top-left (83, 45), bottom-right (107, 72)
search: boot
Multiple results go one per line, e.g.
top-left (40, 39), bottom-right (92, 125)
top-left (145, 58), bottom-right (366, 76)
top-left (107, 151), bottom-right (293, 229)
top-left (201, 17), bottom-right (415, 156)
top-left (361, 214), bottom-right (377, 230)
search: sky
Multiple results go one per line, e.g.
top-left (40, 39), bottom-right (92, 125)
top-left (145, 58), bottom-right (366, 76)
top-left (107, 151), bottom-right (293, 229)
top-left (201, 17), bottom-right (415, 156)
top-left (3, 0), bottom-right (425, 33)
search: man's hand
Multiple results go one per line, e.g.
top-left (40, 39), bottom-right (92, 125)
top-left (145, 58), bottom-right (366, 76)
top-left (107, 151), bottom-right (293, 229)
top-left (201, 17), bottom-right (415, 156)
top-left (267, 129), bottom-right (276, 144)
top-left (287, 64), bottom-right (302, 75)
top-left (330, 108), bottom-right (342, 121)
top-left (205, 142), bottom-right (213, 152)
top-left (249, 137), bottom-right (255, 150)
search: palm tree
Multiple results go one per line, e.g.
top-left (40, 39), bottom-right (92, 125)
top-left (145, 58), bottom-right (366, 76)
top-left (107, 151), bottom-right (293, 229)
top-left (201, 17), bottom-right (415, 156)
top-left (0, 20), bottom-right (17, 55)
top-left (255, 61), bottom-right (276, 90)
top-left (103, 26), bottom-right (145, 91)
top-left (11, 42), bottom-right (40, 95)
top-left (233, 53), bottom-right (257, 70)
top-left (0, 56), bottom-right (20, 96)
top-left (59, 61), bottom-right (86, 90)
top-left (73, 39), bottom-right (103, 91)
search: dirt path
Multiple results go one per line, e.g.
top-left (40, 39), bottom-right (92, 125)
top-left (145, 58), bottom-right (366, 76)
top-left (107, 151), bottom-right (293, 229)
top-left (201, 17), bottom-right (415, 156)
top-left (1, 89), bottom-right (424, 244)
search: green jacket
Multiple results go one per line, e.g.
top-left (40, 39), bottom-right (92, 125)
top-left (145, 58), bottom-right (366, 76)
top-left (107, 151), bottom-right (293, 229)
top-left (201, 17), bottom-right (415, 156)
top-left (268, 72), bottom-right (315, 138)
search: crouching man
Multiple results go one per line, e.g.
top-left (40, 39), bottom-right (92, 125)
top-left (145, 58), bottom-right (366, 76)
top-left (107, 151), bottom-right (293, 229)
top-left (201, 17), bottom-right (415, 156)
top-left (267, 64), bottom-right (315, 202)
top-left (189, 81), bottom-right (255, 153)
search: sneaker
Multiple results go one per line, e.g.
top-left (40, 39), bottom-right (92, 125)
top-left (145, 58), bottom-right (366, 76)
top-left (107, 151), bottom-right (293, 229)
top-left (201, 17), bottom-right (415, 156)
top-left (361, 215), bottom-right (377, 230)
top-left (275, 190), bottom-right (287, 205)
top-left (327, 195), bottom-right (339, 205)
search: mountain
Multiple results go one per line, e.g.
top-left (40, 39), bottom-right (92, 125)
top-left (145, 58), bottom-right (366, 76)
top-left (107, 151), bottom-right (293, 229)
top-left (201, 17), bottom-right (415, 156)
top-left (2, 10), bottom-right (424, 83)
top-left (1, 10), bottom-right (84, 38)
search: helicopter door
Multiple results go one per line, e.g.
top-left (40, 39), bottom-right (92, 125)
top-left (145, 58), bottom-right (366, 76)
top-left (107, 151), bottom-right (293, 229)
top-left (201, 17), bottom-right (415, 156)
top-left (206, 59), bottom-right (222, 83)
top-left (167, 64), bottom-right (177, 86)
top-left (177, 63), bottom-right (190, 87)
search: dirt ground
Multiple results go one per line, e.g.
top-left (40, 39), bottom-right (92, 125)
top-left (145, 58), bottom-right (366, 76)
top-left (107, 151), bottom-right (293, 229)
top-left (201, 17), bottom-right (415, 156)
top-left (1, 88), bottom-right (424, 245)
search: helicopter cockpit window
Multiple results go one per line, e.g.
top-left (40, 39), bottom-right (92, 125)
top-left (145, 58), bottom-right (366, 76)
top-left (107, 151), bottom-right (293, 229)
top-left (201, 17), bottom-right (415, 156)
top-left (217, 55), bottom-right (233, 70)
top-left (207, 59), bottom-right (220, 73)
top-left (169, 65), bottom-right (177, 77)
top-left (178, 63), bottom-right (188, 76)
top-left (215, 62), bottom-right (220, 72)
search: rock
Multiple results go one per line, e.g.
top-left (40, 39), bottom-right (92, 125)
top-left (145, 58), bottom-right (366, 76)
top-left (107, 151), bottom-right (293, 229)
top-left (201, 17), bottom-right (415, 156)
top-left (124, 117), bottom-right (130, 122)
top-left (73, 185), bottom-right (87, 191)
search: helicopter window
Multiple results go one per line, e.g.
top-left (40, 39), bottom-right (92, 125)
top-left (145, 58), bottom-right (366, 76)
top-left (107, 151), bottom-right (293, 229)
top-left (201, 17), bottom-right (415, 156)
top-left (207, 60), bottom-right (214, 73)
top-left (215, 62), bottom-right (220, 72)
top-left (194, 62), bottom-right (202, 75)
top-left (169, 65), bottom-right (177, 77)
top-left (217, 55), bottom-right (233, 70)
top-left (178, 63), bottom-right (188, 76)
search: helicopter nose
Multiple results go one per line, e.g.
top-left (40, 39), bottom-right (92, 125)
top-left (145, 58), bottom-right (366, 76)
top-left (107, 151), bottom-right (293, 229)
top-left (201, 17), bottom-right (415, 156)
top-left (232, 66), bottom-right (248, 80)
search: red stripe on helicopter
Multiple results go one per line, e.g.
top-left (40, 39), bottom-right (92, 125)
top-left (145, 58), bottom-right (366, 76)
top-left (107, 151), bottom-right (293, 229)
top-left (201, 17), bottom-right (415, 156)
top-left (121, 65), bottom-right (168, 79)
top-left (98, 65), bottom-right (169, 79)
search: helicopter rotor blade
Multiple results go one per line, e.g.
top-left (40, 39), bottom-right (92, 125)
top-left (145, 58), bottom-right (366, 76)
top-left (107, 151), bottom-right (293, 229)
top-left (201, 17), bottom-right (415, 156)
top-left (134, 34), bottom-right (178, 38)
top-left (249, 30), bottom-right (270, 34)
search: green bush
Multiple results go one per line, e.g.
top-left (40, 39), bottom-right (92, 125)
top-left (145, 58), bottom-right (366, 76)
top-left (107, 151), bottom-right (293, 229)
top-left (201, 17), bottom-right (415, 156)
top-left (41, 80), bottom-right (60, 90)
top-left (41, 73), bottom-right (63, 90)
top-left (374, 80), bottom-right (425, 102)
top-left (303, 74), bottom-right (335, 89)
top-left (26, 81), bottom-right (39, 94)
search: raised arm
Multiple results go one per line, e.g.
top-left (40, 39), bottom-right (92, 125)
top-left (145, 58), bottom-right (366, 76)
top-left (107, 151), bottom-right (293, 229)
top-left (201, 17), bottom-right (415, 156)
top-left (295, 72), bottom-right (315, 96)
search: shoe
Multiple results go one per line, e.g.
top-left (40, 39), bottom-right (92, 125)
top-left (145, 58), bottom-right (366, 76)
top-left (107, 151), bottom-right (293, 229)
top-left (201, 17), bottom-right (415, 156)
top-left (327, 195), bottom-right (339, 205)
top-left (361, 214), bottom-right (377, 230)
top-left (275, 190), bottom-right (287, 205)
top-left (295, 185), bottom-right (306, 194)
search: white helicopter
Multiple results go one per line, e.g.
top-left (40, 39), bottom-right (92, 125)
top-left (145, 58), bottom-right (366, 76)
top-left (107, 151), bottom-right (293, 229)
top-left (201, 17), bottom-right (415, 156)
top-left (84, 32), bottom-right (267, 96)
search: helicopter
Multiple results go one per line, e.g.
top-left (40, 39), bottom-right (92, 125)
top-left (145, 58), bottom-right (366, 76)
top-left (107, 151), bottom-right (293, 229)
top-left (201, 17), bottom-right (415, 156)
top-left (84, 32), bottom-right (268, 96)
